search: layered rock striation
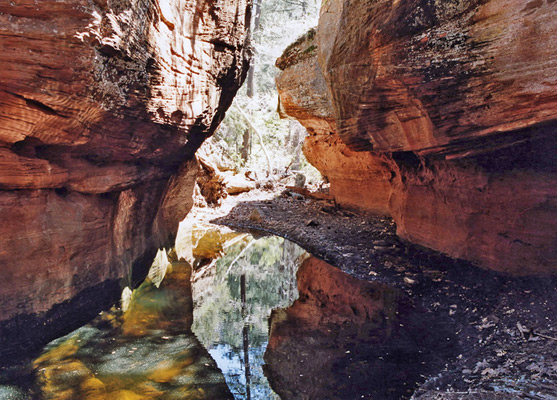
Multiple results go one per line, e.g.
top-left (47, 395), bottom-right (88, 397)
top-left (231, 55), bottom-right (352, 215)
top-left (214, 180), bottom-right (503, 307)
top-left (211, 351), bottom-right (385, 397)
top-left (277, 0), bottom-right (557, 274)
top-left (0, 0), bottom-right (250, 351)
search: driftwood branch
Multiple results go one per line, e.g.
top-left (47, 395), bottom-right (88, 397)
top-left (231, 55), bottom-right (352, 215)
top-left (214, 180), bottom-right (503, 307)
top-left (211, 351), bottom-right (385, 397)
top-left (285, 186), bottom-right (334, 201)
top-left (221, 239), bottom-right (256, 281)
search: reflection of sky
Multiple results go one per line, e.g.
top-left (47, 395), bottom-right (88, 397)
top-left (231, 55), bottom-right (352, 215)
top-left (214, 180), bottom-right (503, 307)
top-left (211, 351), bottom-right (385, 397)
top-left (208, 342), bottom-right (280, 400)
top-left (208, 344), bottom-right (245, 398)
top-left (193, 235), bottom-right (303, 399)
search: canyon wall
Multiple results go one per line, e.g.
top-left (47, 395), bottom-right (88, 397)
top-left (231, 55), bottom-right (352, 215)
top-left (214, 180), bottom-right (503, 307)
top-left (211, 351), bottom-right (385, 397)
top-left (0, 0), bottom-right (250, 350)
top-left (277, 0), bottom-right (557, 274)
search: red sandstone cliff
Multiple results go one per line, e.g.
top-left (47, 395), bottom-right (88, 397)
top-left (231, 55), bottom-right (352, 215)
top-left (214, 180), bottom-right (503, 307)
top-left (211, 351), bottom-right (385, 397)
top-left (277, 0), bottom-right (557, 274)
top-left (0, 0), bottom-right (250, 347)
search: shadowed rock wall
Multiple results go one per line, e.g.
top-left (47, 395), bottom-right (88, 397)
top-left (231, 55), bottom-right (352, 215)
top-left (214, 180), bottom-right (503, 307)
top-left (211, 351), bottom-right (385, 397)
top-left (0, 0), bottom-right (250, 350)
top-left (276, 0), bottom-right (557, 274)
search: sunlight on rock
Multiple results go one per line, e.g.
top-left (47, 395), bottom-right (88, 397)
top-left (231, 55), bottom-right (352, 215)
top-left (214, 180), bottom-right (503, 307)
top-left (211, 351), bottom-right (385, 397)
top-left (175, 217), bottom-right (194, 263)
top-left (120, 287), bottom-right (133, 313)
top-left (176, 215), bottom-right (247, 264)
top-left (192, 227), bottom-right (245, 260)
top-left (147, 249), bottom-right (171, 289)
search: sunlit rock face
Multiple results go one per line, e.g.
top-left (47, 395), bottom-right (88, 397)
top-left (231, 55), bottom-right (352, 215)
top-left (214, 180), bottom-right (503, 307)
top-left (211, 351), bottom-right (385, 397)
top-left (276, 35), bottom-right (393, 215)
top-left (276, 0), bottom-right (557, 274)
top-left (303, 134), bottom-right (394, 214)
top-left (0, 0), bottom-right (250, 349)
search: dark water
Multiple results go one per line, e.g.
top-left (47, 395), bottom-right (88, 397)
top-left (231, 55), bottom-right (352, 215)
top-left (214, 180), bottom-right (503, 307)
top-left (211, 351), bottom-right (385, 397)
top-left (0, 228), bottom-right (453, 399)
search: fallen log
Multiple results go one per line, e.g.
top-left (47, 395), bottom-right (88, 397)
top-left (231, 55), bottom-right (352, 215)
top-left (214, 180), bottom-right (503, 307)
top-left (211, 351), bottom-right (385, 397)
top-left (285, 186), bottom-right (334, 201)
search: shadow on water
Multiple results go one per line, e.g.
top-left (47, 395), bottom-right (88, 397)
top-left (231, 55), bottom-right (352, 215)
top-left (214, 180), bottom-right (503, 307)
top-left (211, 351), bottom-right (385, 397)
top-left (0, 225), bottom-right (458, 399)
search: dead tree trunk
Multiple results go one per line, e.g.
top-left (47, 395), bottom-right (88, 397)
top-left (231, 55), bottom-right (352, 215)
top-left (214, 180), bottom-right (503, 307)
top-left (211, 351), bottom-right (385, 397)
top-left (241, 0), bottom-right (261, 165)
top-left (241, 128), bottom-right (250, 163)
top-left (246, 0), bottom-right (261, 98)
top-left (234, 104), bottom-right (273, 176)
top-left (241, 274), bottom-right (251, 400)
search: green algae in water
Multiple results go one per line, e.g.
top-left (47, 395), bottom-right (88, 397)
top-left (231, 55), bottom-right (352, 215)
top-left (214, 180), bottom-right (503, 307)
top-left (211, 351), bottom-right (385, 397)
top-left (22, 257), bottom-right (233, 400)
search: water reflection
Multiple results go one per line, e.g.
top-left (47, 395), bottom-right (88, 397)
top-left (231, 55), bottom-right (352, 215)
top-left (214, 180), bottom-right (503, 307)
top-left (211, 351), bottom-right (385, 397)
top-left (0, 225), bottom-right (456, 399)
top-left (191, 235), bottom-right (306, 400)
top-left (263, 256), bottom-right (455, 400)
top-left (21, 257), bottom-right (232, 400)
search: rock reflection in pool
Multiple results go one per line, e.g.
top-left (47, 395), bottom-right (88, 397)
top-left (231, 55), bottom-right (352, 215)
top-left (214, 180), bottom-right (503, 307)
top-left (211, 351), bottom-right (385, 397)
top-left (3, 227), bottom-right (455, 400)
top-left (30, 256), bottom-right (233, 400)
top-left (191, 235), bottom-right (306, 400)
top-left (263, 256), bottom-right (456, 400)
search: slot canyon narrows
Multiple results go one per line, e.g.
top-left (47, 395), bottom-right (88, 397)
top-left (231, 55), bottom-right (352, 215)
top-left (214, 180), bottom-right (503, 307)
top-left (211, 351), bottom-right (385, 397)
top-left (0, 0), bottom-right (556, 399)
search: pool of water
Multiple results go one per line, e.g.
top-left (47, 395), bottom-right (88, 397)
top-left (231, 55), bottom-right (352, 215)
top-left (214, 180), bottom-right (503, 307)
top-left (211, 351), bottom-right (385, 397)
top-left (191, 235), bottom-right (305, 400)
top-left (0, 224), bottom-right (453, 399)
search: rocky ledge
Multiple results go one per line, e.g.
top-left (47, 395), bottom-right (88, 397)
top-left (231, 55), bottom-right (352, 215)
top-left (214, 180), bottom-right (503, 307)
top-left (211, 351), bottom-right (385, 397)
top-left (215, 193), bottom-right (557, 399)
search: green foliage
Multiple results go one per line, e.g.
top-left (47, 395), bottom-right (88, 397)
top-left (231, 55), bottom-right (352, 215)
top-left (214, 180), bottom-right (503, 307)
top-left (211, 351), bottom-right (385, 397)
top-left (214, 0), bottom-right (322, 181)
top-left (252, 1), bottom-right (319, 94)
top-left (276, 27), bottom-right (317, 70)
top-left (303, 44), bottom-right (317, 54)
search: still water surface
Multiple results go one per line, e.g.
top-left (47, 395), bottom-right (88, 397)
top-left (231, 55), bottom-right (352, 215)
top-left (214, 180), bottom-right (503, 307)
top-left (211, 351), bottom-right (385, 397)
top-left (191, 235), bottom-right (304, 400)
top-left (0, 226), bottom-right (448, 399)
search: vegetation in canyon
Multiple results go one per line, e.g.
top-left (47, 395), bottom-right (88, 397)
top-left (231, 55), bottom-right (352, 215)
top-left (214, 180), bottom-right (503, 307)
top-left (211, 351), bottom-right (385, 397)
top-left (211, 0), bottom-right (321, 181)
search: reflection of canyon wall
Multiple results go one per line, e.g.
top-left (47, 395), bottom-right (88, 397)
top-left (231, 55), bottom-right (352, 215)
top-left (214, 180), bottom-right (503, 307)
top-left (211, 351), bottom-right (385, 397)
top-left (276, 0), bottom-right (557, 274)
top-left (0, 0), bottom-right (250, 347)
top-left (264, 256), bottom-right (454, 400)
top-left (268, 256), bottom-right (400, 331)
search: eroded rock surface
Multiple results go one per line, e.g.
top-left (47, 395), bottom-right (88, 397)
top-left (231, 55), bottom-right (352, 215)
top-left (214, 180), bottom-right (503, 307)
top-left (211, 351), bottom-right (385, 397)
top-left (0, 0), bottom-right (250, 351)
top-left (276, 0), bottom-right (557, 274)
